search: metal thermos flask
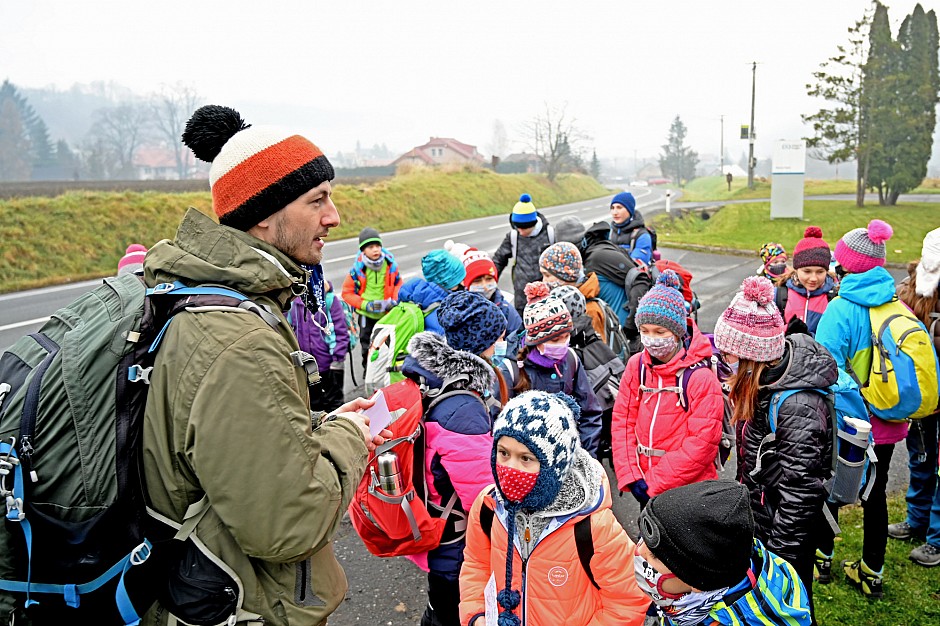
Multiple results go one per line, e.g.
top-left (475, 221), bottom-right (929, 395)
top-left (377, 451), bottom-right (404, 495)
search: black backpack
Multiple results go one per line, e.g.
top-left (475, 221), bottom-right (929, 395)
top-left (0, 275), bottom-right (283, 625)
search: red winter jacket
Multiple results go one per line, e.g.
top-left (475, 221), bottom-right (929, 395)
top-left (611, 323), bottom-right (723, 496)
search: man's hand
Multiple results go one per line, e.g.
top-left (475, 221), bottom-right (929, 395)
top-left (328, 396), bottom-right (393, 452)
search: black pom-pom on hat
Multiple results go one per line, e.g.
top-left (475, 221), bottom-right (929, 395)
top-left (181, 105), bottom-right (251, 163)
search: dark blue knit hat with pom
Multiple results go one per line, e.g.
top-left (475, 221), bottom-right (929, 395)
top-left (490, 391), bottom-right (582, 625)
top-left (438, 291), bottom-right (507, 355)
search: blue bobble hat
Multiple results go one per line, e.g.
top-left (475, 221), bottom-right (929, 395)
top-left (510, 193), bottom-right (538, 228)
top-left (421, 249), bottom-right (466, 290)
top-left (635, 269), bottom-right (687, 338)
top-left (611, 191), bottom-right (636, 216)
top-left (438, 291), bottom-right (507, 355)
top-left (491, 390), bottom-right (582, 625)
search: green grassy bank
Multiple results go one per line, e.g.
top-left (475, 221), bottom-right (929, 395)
top-left (678, 176), bottom-right (940, 202)
top-left (653, 200), bottom-right (938, 264)
top-left (0, 170), bottom-right (607, 294)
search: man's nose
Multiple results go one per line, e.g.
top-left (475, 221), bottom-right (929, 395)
top-left (321, 197), bottom-right (340, 228)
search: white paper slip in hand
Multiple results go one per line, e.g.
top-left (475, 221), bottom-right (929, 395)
top-left (484, 572), bottom-right (498, 626)
top-left (360, 389), bottom-right (394, 437)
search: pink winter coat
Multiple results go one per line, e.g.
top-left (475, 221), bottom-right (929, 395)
top-left (611, 325), bottom-right (724, 496)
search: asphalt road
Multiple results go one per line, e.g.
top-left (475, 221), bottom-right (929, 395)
top-left (0, 189), bottom-right (916, 625)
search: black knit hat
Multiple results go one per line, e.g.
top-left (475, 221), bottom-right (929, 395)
top-left (359, 227), bottom-right (382, 251)
top-left (638, 480), bottom-right (754, 591)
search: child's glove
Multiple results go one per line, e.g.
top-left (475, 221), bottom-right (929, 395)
top-left (628, 479), bottom-right (650, 505)
top-left (380, 299), bottom-right (398, 312)
top-left (364, 300), bottom-right (384, 313)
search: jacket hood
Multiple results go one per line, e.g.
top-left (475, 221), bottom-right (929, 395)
top-left (762, 333), bottom-right (838, 392)
top-left (398, 277), bottom-right (451, 308)
top-left (836, 266), bottom-right (896, 307)
top-left (578, 272), bottom-right (600, 299)
top-left (144, 208), bottom-right (305, 311)
top-left (402, 331), bottom-right (495, 395)
top-left (643, 320), bottom-right (713, 376)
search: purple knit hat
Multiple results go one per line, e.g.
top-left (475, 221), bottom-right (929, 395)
top-left (714, 276), bottom-right (785, 362)
top-left (834, 219), bottom-right (893, 273)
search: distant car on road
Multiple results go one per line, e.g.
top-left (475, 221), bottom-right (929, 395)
top-left (647, 177), bottom-right (672, 185)
top-left (629, 180), bottom-right (649, 187)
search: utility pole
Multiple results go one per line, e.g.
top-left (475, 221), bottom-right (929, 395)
top-left (719, 115), bottom-right (725, 176)
top-left (747, 61), bottom-right (756, 189)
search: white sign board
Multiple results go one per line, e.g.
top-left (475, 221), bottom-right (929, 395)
top-left (770, 140), bottom-right (806, 219)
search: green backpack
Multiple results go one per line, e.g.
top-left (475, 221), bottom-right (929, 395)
top-left (0, 275), bottom-right (279, 625)
top-left (363, 302), bottom-right (438, 394)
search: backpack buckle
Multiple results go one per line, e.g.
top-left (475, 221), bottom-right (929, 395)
top-left (151, 282), bottom-right (177, 295)
top-left (130, 541), bottom-right (152, 565)
top-left (5, 495), bottom-right (25, 522)
top-left (128, 365), bottom-right (153, 385)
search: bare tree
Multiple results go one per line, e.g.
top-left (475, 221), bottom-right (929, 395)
top-left (151, 83), bottom-right (202, 179)
top-left (522, 104), bottom-right (589, 182)
top-left (87, 103), bottom-right (151, 179)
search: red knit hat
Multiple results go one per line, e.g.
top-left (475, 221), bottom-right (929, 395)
top-left (182, 105), bottom-right (334, 231)
top-left (462, 249), bottom-right (498, 288)
top-left (792, 226), bottom-right (831, 269)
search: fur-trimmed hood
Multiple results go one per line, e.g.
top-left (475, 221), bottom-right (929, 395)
top-left (403, 331), bottom-right (495, 395)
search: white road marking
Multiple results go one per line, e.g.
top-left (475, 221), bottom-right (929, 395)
top-left (426, 230), bottom-right (476, 242)
top-left (0, 317), bottom-right (51, 332)
top-left (0, 279), bottom-right (100, 302)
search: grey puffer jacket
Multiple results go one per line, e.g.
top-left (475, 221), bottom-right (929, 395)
top-left (492, 213), bottom-right (554, 313)
top-left (736, 333), bottom-right (836, 564)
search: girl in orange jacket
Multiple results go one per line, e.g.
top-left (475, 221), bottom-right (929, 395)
top-left (459, 390), bottom-right (648, 626)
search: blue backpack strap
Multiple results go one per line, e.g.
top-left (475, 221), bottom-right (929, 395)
top-left (750, 389), bottom-right (824, 478)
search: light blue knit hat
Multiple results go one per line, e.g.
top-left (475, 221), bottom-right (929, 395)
top-left (421, 249), bottom-right (466, 290)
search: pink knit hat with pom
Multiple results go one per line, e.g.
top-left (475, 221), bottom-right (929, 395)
top-left (793, 226), bottom-right (831, 269)
top-left (117, 243), bottom-right (148, 276)
top-left (834, 219), bottom-right (893, 273)
top-left (714, 276), bottom-right (785, 362)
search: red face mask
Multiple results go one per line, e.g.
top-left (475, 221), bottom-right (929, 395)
top-left (495, 464), bottom-right (539, 503)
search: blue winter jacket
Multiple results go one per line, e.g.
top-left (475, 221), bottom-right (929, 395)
top-left (398, 277), bottom-right (451, 334)
top-left (814, 266), bottom-right (909, 445)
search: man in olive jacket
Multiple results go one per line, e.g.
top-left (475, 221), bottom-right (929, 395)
top-left (141, 105), bottom-right (383, 626)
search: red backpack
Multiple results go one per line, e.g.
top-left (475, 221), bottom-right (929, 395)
top-left (348, 376), bottom-right (484, 557)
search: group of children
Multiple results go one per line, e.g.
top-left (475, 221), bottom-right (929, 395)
top-left (262, 190), bottom-right (940, 626)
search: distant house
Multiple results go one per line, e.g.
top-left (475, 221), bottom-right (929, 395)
top-left (636, 163), bottom-right (666, 183)
top-left (392, 137), bottom-right (486, 167)
top-left (134, 146), bottom-right (180, 180)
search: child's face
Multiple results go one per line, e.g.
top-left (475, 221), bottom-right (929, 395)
top-left (479, 332), bottom-right (506, 359)
top-left (362, 243), bottom-right (383, 261)
top-left (516, 225), bottom-right (535, 237)
top-left (535, 331), bottom-right (571, 354)
top-left (470, 275), bottom-right (497, 290)
top-left (795, 266), bottom-right (827, 291)
top-left (540, 269), bottom-right (567, 287)
top-left (635, 540), bottom-right (696, 595)
top-left (639, 324), bottom-right (675, 339)
top-left (610, 203), bottom-right (631, 223)
top-left (495, 436), bottom-right (540, 473)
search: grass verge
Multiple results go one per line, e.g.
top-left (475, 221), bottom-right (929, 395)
top-left (0, 170), bottom-right (607, 294)
top-left (679, 176), bottom-right (939, 202)
top-left (814, 495), bottom-right (940, 626)
top-left (652, 200), bottom-right (937, 264)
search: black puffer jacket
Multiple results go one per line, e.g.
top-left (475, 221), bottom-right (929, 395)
top-left (492, 212), bottom-right (554, 313)
top-left (736, 333), bottom-right (836, 564)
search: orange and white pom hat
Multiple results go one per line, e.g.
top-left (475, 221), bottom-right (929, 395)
top-left (182, 105), bottom-right (334, 231)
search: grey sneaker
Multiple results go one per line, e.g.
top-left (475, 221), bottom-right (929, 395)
top-left (888, 521), bottom-right (925, 541)
top-left (909, 543), bottom-right (940, 567)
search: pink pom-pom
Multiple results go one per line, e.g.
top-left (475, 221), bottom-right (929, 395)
top-left (741, 276), bottom-right (774, 305)
top-left (867, 219), bottom-right (893, 245)
top-left (804, 226), bottom-right (822, 238)
top-left (657, 269), bottom-right (682, 291)
top-left (524, 281), bottom-right (550, 304)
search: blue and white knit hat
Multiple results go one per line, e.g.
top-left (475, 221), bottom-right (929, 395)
top-left (550, 284), bottom-right (586, 319)
top-left (491, 390), bottom-right (582, 626)
top-left (635, 269), bottom-right (688, 338)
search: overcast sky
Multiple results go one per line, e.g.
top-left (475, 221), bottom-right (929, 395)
top-left (1, 0), bottom-right (933, 162)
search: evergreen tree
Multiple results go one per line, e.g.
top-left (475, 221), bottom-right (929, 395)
top-left (861, 1), bottom-right (898, 204)
top-left (803, 11), bottom-right (870, 206)
top-left (590, 149), bottom-right (601, 179)
top-left (0, 98), bottom-right (31, 180)
top-left (659, 115), bottom-right (698, 187)
top-left (0, 80), bottom-right (55, 172)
